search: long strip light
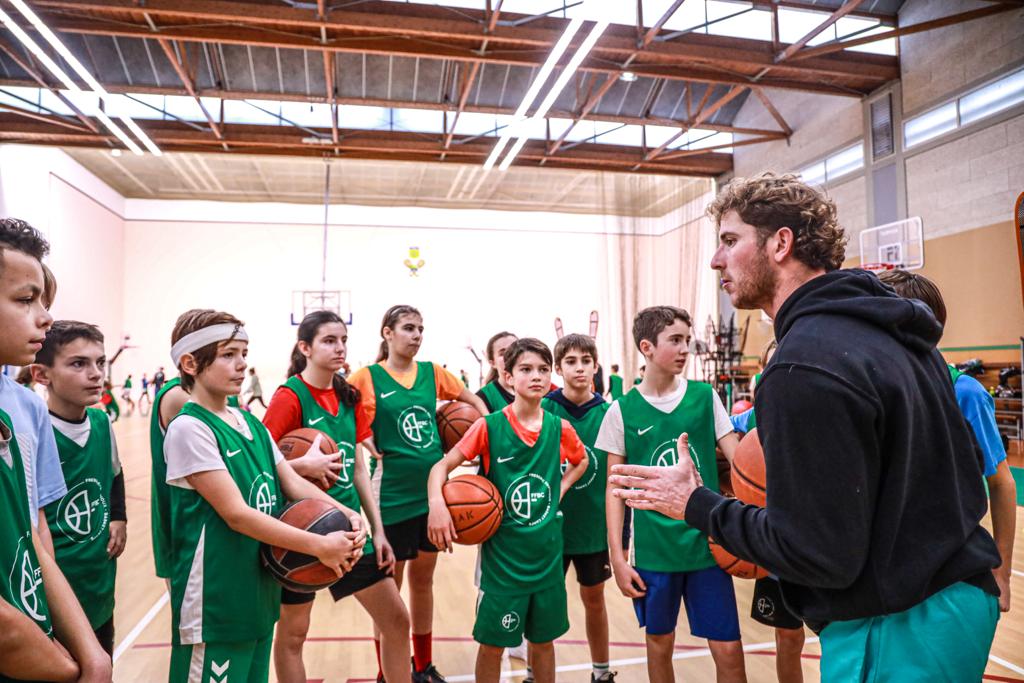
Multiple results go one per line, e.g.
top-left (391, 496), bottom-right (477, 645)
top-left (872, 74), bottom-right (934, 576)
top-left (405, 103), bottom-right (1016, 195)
top-left (482, 15), bottom-right (585, 170)
top-left (499, 19), bottom-right (610, 171)
top-left (0, 7), bottom-right (144, 155)
top-left (8, 0), bottom-right (162, 155)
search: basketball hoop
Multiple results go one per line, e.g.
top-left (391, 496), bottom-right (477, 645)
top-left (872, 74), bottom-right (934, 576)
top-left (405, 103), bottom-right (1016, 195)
top-left (862, 262), bottom-right (897, 274)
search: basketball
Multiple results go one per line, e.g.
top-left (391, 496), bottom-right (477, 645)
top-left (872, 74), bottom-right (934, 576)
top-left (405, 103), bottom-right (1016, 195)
top-left (260, 498), bottom-right (351, 593)
top-left (709, 536), bottom-right (768, 580)
top-left (277, 428), bottom-right (338, 490)
top-left (731, 399), bottom-right (753, 415)
top-left (732, 428), bottom-right (766, 507)
top-left (436, 401), bottom-right (482, 452)
top-left (441, 474), bottom-right (503, 545)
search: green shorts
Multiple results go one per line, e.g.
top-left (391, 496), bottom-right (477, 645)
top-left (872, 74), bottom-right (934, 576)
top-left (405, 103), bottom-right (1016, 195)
top-left (819, 581), bottom-right (998, 683)
top-left (169, 633), bottom-right (272, 683)
top-left (473, 582), bottom-right (569, 648)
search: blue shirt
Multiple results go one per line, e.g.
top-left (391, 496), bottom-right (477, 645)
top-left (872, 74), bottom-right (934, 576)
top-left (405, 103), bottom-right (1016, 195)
top-left (954, 374), bottom-right (1006, 478)
top-left (730, 407), bottom-right (754, 435)
top-left (0, 374), bottom-right (67, 522)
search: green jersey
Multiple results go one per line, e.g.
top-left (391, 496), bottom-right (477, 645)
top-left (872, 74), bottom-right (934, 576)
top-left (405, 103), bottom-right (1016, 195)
top-left (0, 409), bottom-right (52, 648)
top-left (479, 409), bottom-right (565, 593)
top-left (541, 396), bottom-right (609, 555)
top-left (479, 381), bottom-right (512, 414)
top-left (367, 362), bottom-right (443, 524)
top-left (150, 376), bottom-right (181, 578)
top-left (44, 408), bottom-right (116, 628)
top-left (619, 383), bottom-right (719, 572)
top-left (168, 403), bottom-right (283, 643)
top-left (282, 376), bottom-right (373, 554)
top-left (608, 375), bottom-right (624, 400)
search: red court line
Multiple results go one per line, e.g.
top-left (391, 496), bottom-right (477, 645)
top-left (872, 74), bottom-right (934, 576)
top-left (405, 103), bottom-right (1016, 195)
top-left (135, 635), bottom-right (706, 651)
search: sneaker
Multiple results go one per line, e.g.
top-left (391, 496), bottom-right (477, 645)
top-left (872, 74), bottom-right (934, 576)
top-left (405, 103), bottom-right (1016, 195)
top-left (508, 642), bottom-right (528, 660)
top-left (591, 673), bottom-right (617, 682)
top-left (412, 660), bottom-right (447, 683)
top-left (376, 676), bottom-right (386, 683)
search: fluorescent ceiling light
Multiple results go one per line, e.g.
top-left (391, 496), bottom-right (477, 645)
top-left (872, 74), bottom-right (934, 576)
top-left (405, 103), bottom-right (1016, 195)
top-left (0, 7), bottom-right (144, 155)
top-left (499, 20), bottom-right (610, 171)
top-left (8, 0), bottom-right (162, 155)
top-left (482, 16), bottom-right (585, 170)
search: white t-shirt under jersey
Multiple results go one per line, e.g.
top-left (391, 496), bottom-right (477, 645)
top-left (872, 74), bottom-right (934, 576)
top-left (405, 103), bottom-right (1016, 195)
top-left (165, 405), bottom-right (283, 489)
top-left (595, 378), bottom-right (734, 456)
top-left (49, 412), bottom-right (122, 476)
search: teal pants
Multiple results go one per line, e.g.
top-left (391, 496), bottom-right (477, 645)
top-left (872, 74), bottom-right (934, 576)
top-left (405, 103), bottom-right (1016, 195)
top-left (169, 633), bottom-right (272, 683)
top-left (820, 581), bottom-right (999, 683)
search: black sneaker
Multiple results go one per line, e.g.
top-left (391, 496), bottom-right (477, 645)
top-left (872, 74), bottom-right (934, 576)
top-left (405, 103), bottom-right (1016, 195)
top-left (376, 676), bottom-right (386, 683)
top-left (412, 660), bottom-right (447, 683)
top-left (591, 673), bottom-right (617, 682)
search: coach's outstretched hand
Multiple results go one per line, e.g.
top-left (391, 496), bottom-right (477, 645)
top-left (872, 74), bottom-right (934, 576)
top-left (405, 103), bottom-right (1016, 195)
top-left (608, 432), bottom-right (703, 521)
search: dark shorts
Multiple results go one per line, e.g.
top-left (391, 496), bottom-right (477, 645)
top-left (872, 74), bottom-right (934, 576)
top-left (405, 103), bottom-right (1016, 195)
top-left (281, 553), bottom-right (390, 605)
top-left (751, 576), bottom-right (803, 630)
top-left (563, 549), bottom-right (612, 587)
top-left (386, 512), bottom-right (439, 562)
top-left (633, 565), bottom-right (741, 640)
top-left (95, 617), bottom-right (115, 656)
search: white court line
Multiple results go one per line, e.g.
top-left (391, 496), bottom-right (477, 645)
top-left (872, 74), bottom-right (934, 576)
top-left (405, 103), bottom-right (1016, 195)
top-left (990, 654), bottom-right (1024, 676)
top-left (113, 591), bottom-right (169, 662)
top-left (1012, 569), bottom-right (1024, 579)
top-left (445, 637), bottom-right (820, 682)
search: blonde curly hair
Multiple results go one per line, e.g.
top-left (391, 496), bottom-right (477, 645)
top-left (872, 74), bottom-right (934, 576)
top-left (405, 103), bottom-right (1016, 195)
top-left (707, 172), bottom-right (847, 271)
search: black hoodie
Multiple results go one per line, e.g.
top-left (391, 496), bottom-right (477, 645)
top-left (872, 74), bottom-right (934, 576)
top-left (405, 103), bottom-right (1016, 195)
top-left (685, 269), bottom-right (1000, 630)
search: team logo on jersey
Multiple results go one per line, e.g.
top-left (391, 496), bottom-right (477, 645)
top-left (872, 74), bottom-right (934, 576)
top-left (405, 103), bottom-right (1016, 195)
top-left (500, 610), bottom-right (521, 632)
top-left (54, 478), bottom-right (109, 544)
top-left (561, 446), bottom-right (599, 490)
top-left (331, 441), bottom-right (356, 490)
top-left (248, 472), bottom-right (278, 514)
top-left (648, 439), bottom-right (700, 471)
top-left (8, 533), bottom-right (47, 628)
top-left (397, 406), bottom-right (436, 449)
top-left (505, 473), bottom-right (552, 527)
top-left (756, 596), bottom-right (776, 618)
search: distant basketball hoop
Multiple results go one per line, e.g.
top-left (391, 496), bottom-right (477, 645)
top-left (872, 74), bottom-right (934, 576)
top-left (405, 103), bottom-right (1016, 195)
top-left (859, 217), bottom-right (925, 270)
top-left (861, 262), bottom-right (897, 274)
top-left (290, 290), bottom-right (353, 326)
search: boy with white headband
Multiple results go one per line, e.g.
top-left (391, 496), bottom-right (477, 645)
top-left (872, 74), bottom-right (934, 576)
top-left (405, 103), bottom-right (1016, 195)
top-left (162, 308), bottom-right (367, 683)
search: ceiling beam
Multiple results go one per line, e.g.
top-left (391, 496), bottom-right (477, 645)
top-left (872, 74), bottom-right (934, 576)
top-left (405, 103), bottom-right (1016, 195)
top-left (157, 38), bottom-right (225, 146)
top-left (0, 36), bottom-right (100, 134)
top-left (323, 51), bottom-right (338, 144)
top-left (0, 113), bottom-right (733, 176)
top-left (751, 86), bottom-right (792, 137)
top-left (643, 84), bottom-right (745, 163)
top-left (24, 0), bottom-right (897, 94)
top-left (640, 0), bottom-right (687, 49)
top-left (789, 3), bottom-right (1021, 61)
top-left (775, 0), bottom-right (867, 63)
top-left (546, 74), bottom-right (619, 158)
top-left (748, 0), bottom-right (895, 24)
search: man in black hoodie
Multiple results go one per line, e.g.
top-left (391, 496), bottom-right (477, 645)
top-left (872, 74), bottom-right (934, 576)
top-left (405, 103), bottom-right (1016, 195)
top-left (609, 172), bottom-right (1001, 681)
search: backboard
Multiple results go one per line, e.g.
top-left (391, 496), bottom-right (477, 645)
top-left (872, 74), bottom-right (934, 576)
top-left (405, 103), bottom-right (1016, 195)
top-left (859, 216), bottom-right (924, 270)
top-left (291, 290), bottom-right (353, 326)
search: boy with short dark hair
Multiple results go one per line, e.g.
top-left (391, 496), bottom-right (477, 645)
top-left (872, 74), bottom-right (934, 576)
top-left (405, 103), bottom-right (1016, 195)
top-left (33, 320), bottom-right (128, 655)
top-left (597, 306), bottom-right (745, 683)
top-left (427, 338), bottom-right (589, 683)
top-left (543, 334), bottom-right (615, 682)
top-left (0, 217), bottom-right (112, 681)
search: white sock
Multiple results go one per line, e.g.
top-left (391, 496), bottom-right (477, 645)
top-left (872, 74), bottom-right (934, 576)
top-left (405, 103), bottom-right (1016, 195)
top-left (593, 662), bottom-right (610, 679)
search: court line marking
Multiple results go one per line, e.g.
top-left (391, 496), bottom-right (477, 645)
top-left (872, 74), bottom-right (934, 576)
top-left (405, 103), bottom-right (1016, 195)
top-left (992, 655), bottom-right (1024, 677)
top-left (443, 637), bottom-right (820, 682)
top-left (113, 591), bottom-right (169, 662)
top-left (1012, 569), bottom-right (1024, 579)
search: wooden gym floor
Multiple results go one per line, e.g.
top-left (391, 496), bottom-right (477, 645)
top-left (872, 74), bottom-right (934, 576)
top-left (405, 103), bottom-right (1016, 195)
top-left (109, 415), bottom-right (1024, 682)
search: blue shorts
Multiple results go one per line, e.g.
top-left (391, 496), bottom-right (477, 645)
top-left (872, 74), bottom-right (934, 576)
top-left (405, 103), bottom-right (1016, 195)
top-left (633, 565), bottom-right (741, 640)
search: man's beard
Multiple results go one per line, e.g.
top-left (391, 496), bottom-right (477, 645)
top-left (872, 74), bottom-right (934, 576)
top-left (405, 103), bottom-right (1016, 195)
top-left (732, 251), bottom-right (777, 310)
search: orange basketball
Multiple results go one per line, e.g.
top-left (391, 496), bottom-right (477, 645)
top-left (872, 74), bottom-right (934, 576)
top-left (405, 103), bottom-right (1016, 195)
top-left (436, 401), bottom-right (482, 452)
top-left (732, 428), bottom-right (766, 507)
top-left (260, 498), bottom-right (352, 592)
top-left (277, 428), bottom-right (339, 491)
top-left (441, 474), bottom-right (503, 545)
top-left (709, 536), bottom-right (768, 580)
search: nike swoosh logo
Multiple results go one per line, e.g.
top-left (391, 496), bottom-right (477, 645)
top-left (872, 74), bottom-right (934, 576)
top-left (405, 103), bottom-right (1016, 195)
top-left (638, 426), bottom-right (653, 435)
top-left (497, 456), bottom-right (513, 463)
top-left (226, 449), bottom-right (241, 457)
top-left (380, 390), bottom-right (397, 398)
top-left (308, 416), bottom-right (325, 426)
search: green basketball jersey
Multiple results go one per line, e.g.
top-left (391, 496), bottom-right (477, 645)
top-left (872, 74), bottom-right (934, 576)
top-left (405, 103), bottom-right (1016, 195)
top-left (619, 383), bottom-right (718, 572)
top-left (367, 362), bottom-right (443, 525)
top-left (44, 408), bottom-right (116, 628)
top-left (948, 364), bottom-right (963, 385)
top-left (0, 409), bottom-right (53, 644)
top-left (227, 394), bottom-right (240, 408)
top-left (541, 397), bottom-right (609, 555)
top-left (150, 376), bottom-right (182, 579)
top-left (479, 409), bottom-right (565, 593)
top-left (479, 381), bottom-right (512, 414)
top-left (282, 376), bottom-right (373, 554)
top-left (609, 375), bottom-right (624, 400)
top-left (168, 403), bottom-right (283, 644)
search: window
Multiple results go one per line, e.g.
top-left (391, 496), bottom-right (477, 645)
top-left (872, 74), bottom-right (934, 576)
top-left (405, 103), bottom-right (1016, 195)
top-left (904, 67), bottom-right (1024, 149)
top-left (797, 142), bottom-right (863, 186)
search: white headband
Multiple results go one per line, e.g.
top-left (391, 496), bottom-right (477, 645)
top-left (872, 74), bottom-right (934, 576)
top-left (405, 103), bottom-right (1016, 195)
top-left (170, 323), bottom-right (249, 367)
